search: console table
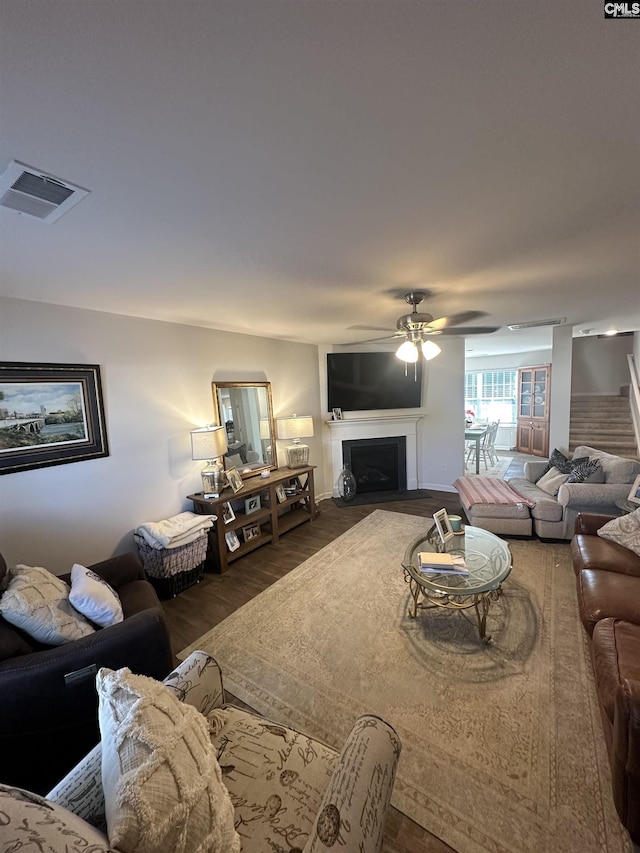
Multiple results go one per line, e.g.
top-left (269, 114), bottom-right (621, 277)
top-left (188, 466), bottom-right (317, 573)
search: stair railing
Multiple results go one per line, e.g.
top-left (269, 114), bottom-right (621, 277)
top-left (627, 353), bottom-right (640, 456)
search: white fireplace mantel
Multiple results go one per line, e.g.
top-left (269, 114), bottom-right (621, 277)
top-left (325, 415), bottom-right (423, 494)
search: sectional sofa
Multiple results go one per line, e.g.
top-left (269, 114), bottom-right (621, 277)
top-left (507, 445), bottom-right (640, 539)
top-left (571, 511), bottom-right (640, 845)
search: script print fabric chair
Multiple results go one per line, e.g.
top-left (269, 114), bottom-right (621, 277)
top-left (39, 650), bottom-right (401, 853)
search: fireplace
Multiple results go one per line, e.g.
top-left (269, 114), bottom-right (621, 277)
top-left (342, 436), bottom-right (407, 494)
top-left (326, 415), bottom-right (420, 497)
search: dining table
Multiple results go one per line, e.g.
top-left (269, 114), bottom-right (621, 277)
top-left (465, 425), bottom-right (489, 475)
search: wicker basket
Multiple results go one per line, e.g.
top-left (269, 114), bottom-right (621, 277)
top-left (134, 532), bottom-right (208, 598)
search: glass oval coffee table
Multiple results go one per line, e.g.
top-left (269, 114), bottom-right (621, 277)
top-left (402, 524), bottom-right (512, 643)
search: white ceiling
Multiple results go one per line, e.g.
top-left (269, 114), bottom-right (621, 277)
top-left (1, 0), bottom-right (639, 358)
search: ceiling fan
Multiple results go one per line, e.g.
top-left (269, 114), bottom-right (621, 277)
top-left (346, 291), bottom-right (500, 362)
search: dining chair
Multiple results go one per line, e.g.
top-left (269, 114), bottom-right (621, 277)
top-left (487, 420), bottom-right (500, 466)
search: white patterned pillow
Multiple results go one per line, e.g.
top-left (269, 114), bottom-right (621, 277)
top-left (0, 784), bottom-right (113, 852)
top-left (69, 563), bottom-right (123, 628)
top-left (97, 667), bottom-right (240, 853)
top-left (0, 564), bottom-right (95, 645)
top-left (597, 508), bottom-right (640, 557)
top-left (536, 466), bottom-right (570, 497)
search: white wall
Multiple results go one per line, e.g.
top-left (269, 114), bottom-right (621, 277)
top-left (571, 335), bottom-right (634, 395)
top-left (419, 337), bottom-right (466, 490)
top-left (548, 324), bottom-right (573, 454)
top-left (0, 298), bottom-right (321, 571)
top-left (319, 339), bottom-right (466, 493)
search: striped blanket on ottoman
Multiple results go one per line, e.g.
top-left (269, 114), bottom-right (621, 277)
top-left (453, 476), bottom-right (535, 537)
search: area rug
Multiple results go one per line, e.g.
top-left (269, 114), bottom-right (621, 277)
top-left (179, 510), bottom-right (631, 853)
top-left (465, 452), bottom-right (513, 479)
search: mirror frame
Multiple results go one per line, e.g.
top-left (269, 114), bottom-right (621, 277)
top-left (211, 381), bottom-right (277, 478)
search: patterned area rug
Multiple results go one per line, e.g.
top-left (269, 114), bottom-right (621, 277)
top-left (180, 510), bottom-right (630, 853)
top-left (465, 452), bottom-right (513, 479)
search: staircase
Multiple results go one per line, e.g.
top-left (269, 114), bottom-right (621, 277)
top-left (569, 393), bottom-right (639, 458)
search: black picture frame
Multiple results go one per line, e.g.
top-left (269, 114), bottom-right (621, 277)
top-left (0, 362), bottom-right (109, 475)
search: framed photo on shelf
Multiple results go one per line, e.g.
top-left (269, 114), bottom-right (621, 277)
top-left (242, 523), bottom-right (260, 543)
top-left (244, 494), bottom-right (261, 515)
top-left (226, 467), bottom-right (243, 494)
top-left (433, 508), bottom-right (454, 545)
top-left (225, 530), bottom-right (240, 552)
top-left (221, 502), bottom-right (236, 524)
top-left (628, 474), bottom-right (640, 505)
top-left (332, 407), bottom-right (343, 420)
top-left (275, 484), bottom-right (287, 503)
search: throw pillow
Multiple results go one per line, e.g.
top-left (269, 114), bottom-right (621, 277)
top-left (534, 449), bottom-right (565, 482)
top-left (597, 508), bottom-right (640, 557)
top-left (566, 459), bottom-right (602, 484)
top-left (0, 784), bottom-right (113, 852)
top-left (0, 564), bottom-right (95, 645)
top-left (535, 449), bottom-right (591, 483)
top-left (549, 448), bottom-right (574, 474)
top-left (97, 666), bottom-right (240, 853)
top-left (69, 563), bottom-right (124, 628)
top-left (536, 466), bottom-right (570, 497)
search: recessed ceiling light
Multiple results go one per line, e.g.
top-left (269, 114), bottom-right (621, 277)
top-left (604, 329), bottom-right (619, 336)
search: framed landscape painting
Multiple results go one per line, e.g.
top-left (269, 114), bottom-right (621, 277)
top-left (0, 362), bottom-right (109, 474)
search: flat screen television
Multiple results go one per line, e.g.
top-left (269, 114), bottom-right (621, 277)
top-left (327, 352), bottom-right (423, 412)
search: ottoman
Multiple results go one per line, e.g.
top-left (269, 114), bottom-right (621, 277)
top-left (462, 500), bottom-right (532, 536)
top-left (454, 477), bottom-right (533, 536)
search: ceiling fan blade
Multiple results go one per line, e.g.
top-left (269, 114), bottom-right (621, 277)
top-left (436, 326), bottom-right (501, 336)
top-left (425, 311), bottom-right (486, 331)
top-left (347, 325), bottom-right (396, 332)
top-left (341, 333), bottom-right (404, 345)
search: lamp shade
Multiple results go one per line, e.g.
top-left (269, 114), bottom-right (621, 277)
top-left (276, 415), bottom-right (314, 468)
top-left (190, 425), bottom-right (228, 461)
top-left (421, 339), bottom-right (442, 360)
top-left (395, 340), bottom-right (419, 363)
top-left (275, 415), bottom-right (314, 441)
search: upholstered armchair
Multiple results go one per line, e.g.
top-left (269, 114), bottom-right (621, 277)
top-left (0, 550), bottom-right (173, 794)
top-left (21, 650), bottom-right (401, 853)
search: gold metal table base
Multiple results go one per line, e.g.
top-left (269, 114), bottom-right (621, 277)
top-left (403, 571), bottom-right (503, 643)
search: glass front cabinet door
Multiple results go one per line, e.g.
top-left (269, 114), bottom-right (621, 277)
top-left (516, 365), bottom-right (550, 457)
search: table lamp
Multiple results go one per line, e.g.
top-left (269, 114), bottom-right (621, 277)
top-left (190, 425), bottom-right (228, 498)
top-left (276, 414), bottom-right (314, 468)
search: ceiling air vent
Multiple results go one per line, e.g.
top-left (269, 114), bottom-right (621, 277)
top-left (507, 318), bottom-right (566, 331)
top-left (0, 160), bottom-right (90, 223)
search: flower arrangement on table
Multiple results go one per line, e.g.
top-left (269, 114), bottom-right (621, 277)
top-left (465, 409), bottom-right (475, 426)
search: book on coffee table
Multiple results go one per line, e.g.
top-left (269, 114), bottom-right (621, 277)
top-left (418, 552), bottom-right (469, 574)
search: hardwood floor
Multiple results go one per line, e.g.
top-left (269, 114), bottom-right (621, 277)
top-left (161, 472), bottom-right (526, 853)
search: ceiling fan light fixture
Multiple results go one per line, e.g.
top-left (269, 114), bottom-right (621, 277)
top-left (421, 339), bottom-right (441, 360)
top-left (396, 340), bottom-right (419, 362)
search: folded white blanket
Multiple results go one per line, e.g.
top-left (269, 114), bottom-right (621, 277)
top-left (135, 511), bottom-right (214, 550)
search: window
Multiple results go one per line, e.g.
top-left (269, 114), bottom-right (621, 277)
top-left (465, 369), bottom-right (517, 424)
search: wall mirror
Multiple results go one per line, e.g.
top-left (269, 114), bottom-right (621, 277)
top-left (211, 381), bottom-right (276, 478)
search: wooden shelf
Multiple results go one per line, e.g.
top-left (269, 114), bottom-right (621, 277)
top-left (188, 466), bottom-right (316, 573)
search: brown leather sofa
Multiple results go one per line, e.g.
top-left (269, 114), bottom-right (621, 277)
top-left (0, 550), bottom-right (174, 794)
top-left (571, 513), bottom-right (640, 845)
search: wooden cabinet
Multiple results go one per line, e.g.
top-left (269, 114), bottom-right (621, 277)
top-left (188, 466), bottom-right (316, 573)
top-left (516, 365), bottom-right (551, 457)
